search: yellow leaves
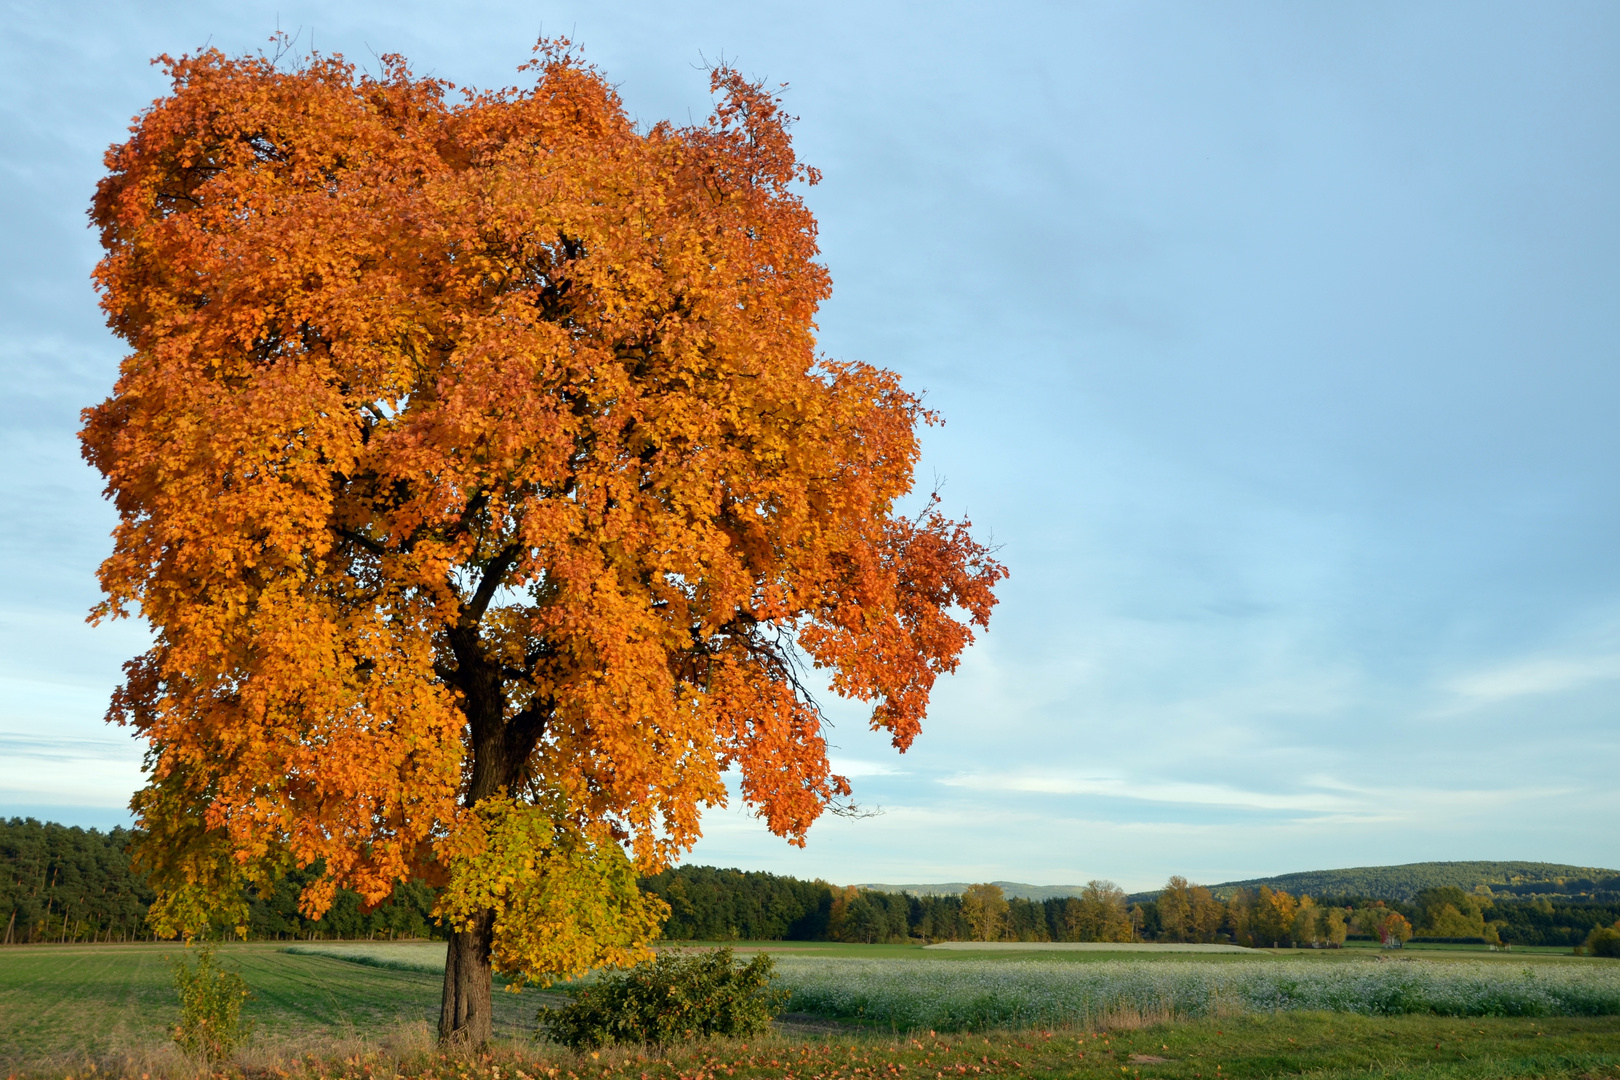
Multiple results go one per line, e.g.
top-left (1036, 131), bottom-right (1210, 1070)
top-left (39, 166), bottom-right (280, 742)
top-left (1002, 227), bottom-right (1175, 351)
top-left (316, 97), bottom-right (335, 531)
top-left (436, 795), bottom-right (667, 985)
top-left (130, 766), bottom-right (251, 940)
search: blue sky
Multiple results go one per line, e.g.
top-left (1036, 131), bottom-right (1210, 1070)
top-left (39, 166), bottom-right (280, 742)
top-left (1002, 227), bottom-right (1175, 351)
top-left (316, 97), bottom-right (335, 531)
top-left (2, 1), bottom-right (1617, 892)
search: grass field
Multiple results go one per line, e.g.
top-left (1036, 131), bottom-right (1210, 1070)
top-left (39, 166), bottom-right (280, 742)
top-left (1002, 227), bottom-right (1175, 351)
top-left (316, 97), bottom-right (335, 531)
top-left (3, 941), bottom-right (1619, 1079)
top-left (0, 942), bottom-right (537, 1064)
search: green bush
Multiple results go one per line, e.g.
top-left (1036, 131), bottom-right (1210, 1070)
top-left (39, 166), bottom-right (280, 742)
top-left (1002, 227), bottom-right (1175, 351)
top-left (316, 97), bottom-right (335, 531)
top-left (544, 948), bottom-right (784, 1049)
top-left (1588, 926), bottom-right (1620, 959)
top-left (169, 944), bottom-right (254, 1059)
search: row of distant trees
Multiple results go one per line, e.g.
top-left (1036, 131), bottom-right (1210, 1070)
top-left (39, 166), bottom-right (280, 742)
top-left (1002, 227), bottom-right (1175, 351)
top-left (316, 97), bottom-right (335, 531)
top-left (829, 878), bottom-right (1559, 948)
top-left (882, 877), bottom-right (1410, 950)
top-left (1, 818), bottom-right (436, 944)
top-left (958, 878), bottom-right (1615, 949)
top-left (643, 866), bottom-right (1620, 949)
top-left (0, 821), bottom-right (150, 944)
top-left (6, 818), bottom-right (1619, 948)
top-left (940, 879), bottom-right (1543, 949)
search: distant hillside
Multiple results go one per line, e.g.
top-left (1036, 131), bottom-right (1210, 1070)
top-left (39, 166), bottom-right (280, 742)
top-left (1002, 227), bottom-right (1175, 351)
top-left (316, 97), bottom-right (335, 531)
top-left (857, 881), bottom-right (1087, 902)
top-left (1130, 861), bottom-right (1620, 903)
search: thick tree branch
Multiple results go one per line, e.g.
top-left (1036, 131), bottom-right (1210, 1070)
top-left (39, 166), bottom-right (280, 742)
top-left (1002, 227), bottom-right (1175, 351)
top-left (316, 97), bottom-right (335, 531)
top-left (504, 699), bottom-right (551, 771)
top-left (459, 543), bottom-right (523, 629)
top-left (334, 526), bottom-right (389, 556)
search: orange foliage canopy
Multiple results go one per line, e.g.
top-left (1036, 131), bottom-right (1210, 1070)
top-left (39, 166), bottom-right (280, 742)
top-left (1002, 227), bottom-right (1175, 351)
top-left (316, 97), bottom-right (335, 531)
top-left (82, 43), bottom-right (1003, 968)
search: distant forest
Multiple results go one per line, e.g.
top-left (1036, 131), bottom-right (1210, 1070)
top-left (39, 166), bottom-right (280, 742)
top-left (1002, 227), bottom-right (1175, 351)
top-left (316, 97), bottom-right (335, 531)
top-left (4, 817), bottom-right (1617, 949)
top-left (0, 818), bottom-right (435, 944)
top-left (643, 866), bottom-right (1620, 949)
top-left (857, 881), bottom-right (1088, 902)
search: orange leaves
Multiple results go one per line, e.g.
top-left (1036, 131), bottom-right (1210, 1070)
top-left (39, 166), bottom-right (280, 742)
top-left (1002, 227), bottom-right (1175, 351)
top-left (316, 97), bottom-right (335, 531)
top-left (84, 41), bottom-right (1003, 966)
top-left (706, 659), bottom-right (849, 846)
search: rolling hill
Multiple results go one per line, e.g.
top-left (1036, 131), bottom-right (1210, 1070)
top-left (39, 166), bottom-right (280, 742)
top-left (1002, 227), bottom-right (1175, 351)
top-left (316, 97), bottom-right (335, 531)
top-left (1185, 860), bottom-right (1620, 902)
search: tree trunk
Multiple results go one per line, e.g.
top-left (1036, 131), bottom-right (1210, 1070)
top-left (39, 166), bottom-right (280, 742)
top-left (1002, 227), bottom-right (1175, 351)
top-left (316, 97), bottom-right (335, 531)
top-left (437, 583), bottom-right (550, 1046)
top-left (440, 909), bottom-right (495, 1045)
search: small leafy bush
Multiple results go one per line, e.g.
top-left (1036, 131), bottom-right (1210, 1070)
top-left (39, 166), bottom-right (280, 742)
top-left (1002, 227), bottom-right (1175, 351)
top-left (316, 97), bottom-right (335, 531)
top-left (169, 944), bottom-right (254, 1059)
top-left (544, 948), bottom-right (784, 1049)
top-left (1589, 926), bottom-right (1620, 959)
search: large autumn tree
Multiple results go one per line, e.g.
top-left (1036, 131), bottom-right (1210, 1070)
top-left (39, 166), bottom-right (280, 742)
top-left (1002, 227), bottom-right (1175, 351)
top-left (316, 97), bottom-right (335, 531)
top-left (82, 41), bottom-right (1003, 1043)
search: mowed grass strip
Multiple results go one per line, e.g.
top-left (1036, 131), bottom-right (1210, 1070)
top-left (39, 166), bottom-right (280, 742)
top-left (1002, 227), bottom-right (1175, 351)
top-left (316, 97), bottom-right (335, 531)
top-left (0, 943), bottom-right (537, 1063)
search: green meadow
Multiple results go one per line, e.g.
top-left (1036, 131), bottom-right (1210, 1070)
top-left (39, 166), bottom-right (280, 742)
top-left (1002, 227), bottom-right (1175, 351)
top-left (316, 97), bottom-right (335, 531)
top-left (0, 942), bottom-right (538, 1062)
top-left (4, 940), bottom-right (1620, 1079)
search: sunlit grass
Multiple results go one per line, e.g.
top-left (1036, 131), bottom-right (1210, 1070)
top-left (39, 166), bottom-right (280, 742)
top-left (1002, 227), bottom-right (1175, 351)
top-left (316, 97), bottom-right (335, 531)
top-left (6, 942), bottom-right (1620, 1079)
top-left (8, 1010), bottom-right (1620, 1080)
top-left (0, 943), bottom-right (532, 1065)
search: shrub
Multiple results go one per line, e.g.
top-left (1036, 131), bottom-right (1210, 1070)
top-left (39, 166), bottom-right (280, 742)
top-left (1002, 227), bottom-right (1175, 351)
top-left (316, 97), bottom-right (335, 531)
top-left (544, 948), bottom-right (784, 1049)
top-left (1588, 926), bottom-right (1620, 959)
top-left (169, 944), bottom-right (254, 1059)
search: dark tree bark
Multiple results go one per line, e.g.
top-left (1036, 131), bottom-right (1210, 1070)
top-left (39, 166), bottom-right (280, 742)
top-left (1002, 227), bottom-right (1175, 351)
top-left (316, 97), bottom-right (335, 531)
top-left (437, 597), bottom-right (547, 1045)
top-left (441, 910), bottom-right (496, 1045)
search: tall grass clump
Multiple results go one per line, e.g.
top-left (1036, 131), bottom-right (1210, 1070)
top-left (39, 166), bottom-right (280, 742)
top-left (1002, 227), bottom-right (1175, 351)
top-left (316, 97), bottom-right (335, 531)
top-left (169, 945), bottom-right (254, 1060)
top-left (772, 957), bottom-right (1620, 1031)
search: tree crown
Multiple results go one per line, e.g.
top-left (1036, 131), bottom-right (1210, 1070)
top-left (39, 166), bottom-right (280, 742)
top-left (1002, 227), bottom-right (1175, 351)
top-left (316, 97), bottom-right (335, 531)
top-left (83, 41), bottom-right (1004, 975)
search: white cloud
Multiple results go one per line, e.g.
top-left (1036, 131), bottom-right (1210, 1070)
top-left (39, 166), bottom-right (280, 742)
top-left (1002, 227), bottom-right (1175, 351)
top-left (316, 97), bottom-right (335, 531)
top-left (0, 732), bottom-right (144, 808)
top-left (828, 757), bottom-right (907, 778)
top-left (1443, 652), bottom-right (1620, 705)
top-left (939, 771), bottom-right (1361, 815)
top-left (935, 769), bottom-right (1572, 826)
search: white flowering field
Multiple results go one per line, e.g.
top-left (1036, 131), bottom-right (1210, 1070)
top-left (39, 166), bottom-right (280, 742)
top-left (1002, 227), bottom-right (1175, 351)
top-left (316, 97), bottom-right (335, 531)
top-left (770, 956), bottom-right (1620, 1030)
top-left (284, 944), bottom-right (1620, 1030)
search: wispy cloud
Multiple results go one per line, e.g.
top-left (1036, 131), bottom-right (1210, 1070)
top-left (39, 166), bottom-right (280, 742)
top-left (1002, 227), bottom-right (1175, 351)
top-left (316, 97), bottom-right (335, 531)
top-left (0, 733), bottom-right (139, 761)
top-left (939, 771), bottom-right (1360, 814)
top-left (936, 770), bottom-right (1571, 825)
top-left (829, 757), bottom-right (907, 778)
top-left (1442, 652), bottom-right (1620, 706)
top-left (0, 733), bottom-right (143, 808)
